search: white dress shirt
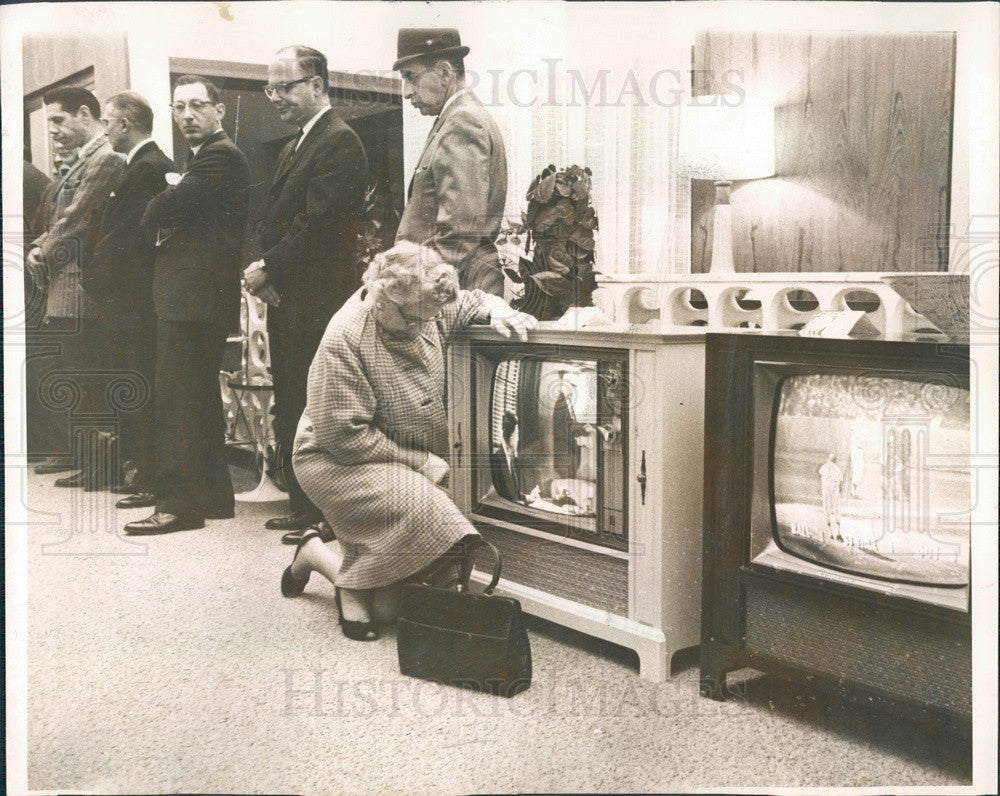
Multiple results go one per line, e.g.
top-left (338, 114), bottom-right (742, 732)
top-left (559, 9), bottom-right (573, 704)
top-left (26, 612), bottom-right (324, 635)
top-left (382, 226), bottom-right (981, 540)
top-left (297, 105), bottom-right (331, 149)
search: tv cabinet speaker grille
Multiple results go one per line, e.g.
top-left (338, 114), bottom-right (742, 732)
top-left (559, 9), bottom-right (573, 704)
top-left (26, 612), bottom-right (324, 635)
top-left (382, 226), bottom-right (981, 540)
top-left (744, 577), bottom-right (971, 718)
top-left (476, 526), bottom-right (629, 615)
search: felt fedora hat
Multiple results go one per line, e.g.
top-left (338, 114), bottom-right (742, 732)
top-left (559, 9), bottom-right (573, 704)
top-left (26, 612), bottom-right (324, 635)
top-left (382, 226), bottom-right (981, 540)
top-left (393, 28), bottom-right (470, 71)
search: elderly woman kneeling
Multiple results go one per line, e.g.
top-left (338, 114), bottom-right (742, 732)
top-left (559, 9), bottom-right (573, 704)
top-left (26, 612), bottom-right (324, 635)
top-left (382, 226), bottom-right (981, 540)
top-left (280, 241), bottom-right (536, 640)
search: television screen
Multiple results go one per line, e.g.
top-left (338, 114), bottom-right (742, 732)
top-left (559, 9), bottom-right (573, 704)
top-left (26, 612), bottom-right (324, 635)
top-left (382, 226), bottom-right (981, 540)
top-left (770, 373), bottom-right (970, 589)
top-left (481, 351), bottom-right (628, 546)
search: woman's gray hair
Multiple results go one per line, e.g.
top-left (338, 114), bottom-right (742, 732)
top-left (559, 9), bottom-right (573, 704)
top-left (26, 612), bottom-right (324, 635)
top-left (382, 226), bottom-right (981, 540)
top-left (362, 241), bottom-right (459, 307)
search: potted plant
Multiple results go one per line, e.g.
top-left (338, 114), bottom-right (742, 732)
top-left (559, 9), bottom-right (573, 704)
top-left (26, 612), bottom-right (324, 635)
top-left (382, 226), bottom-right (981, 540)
top-left (498, 164), bottom-right (599, 321)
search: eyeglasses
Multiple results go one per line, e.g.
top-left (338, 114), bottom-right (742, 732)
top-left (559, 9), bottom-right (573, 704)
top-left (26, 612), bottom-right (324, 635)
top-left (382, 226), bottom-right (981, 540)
top-left (263, 76), bottom-right (315, 98)
top-left (170, 100), bottom-right (215, 115)
top-left (99, 116), bottom-right (124, 127)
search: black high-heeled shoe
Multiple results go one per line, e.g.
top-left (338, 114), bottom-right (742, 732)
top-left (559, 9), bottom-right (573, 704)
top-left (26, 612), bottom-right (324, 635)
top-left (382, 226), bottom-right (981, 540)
top-left (280, 526), bottom-right (322, 598)
top-left (335, 588), bottom-right (379, 641)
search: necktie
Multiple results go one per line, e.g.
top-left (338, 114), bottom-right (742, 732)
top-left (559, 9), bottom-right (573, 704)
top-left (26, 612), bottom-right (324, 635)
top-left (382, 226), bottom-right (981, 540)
top-left (279, 130), bottom-right (303, 172)
top-left (184, 148), bottom-right (194, 172)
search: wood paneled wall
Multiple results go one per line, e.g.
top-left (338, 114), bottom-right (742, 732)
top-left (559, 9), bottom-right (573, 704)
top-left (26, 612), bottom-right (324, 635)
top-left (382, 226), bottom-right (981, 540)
top-left (691, 31), bottom-right (955, 273)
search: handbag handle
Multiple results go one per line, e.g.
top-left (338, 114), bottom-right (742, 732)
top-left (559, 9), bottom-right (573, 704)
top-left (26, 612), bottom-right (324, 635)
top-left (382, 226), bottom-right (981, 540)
top-left (459, 538), bottom-right (502, 595)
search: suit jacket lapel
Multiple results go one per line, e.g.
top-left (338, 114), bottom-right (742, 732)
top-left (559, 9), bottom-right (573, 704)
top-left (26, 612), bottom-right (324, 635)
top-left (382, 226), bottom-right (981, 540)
top-left (423, 92), bottom-right (475, 155)
top-left (50, 163), bottom-right (78, 200)
top-left (407, 92), bottom-right (477, 198)
top-left (269, 110), bottom-right (335, 191)
top-left (50, 135), bottom-right (108, 211)
top-left (55, 142), bottom-right (93, 192)
top-left (59, 156), bottom-right (86, 186)
top-left (407, 120), bottom-right (442, 199)
top-left (188, 129), bottom-right (227, 169)
top-left (115, 142), bottom-right (155, 201)
top-left (269, 137), bottom-right (298, 190)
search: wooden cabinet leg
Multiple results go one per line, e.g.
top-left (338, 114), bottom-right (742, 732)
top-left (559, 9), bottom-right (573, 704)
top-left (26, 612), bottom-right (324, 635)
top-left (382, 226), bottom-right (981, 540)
top-left (636, 639), bottom-right (670, 683)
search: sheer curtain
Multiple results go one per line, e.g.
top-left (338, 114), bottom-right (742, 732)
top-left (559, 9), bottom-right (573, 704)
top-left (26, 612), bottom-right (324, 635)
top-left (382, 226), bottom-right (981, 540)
top-left (494, 28), bottom-right (692, 277)
top-left (403, 19), bottom-right (695, 277)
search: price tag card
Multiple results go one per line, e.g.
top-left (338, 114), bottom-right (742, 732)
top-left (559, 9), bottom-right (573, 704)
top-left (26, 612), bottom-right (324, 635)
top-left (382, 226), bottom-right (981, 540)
top-left (799, 310), bottom-right (881, 338)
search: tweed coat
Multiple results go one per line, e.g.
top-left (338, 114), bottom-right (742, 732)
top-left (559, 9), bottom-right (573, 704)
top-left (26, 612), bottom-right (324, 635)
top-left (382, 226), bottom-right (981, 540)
top-left (395, 90), bottom-right (508, 296)
top-left (293, 288), bottom-right (490, 589)
top-left (32, 135), bottom-right (125, 320)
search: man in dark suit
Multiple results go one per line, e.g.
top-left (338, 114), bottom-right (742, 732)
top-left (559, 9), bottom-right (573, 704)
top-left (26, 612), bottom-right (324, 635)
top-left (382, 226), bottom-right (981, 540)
top-left (243, 45), bottom-right (368, 540)
top-left (85, 91), bottom-right (173, 509)
top-left (23, 159), bottom-right (51, 239)
top-left (26, 87), bottom-right (126, 485)
top-left (22, 159), bottom-right (51, 461)
top-left (393, 28), bottom-right (508, 295)
top-left (490, 410), bottom-right (524, 503)
top-left (125, 75), bottom-right (251, 535)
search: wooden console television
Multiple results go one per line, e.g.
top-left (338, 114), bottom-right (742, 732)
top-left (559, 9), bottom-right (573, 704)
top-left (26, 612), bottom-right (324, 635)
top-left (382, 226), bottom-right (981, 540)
top-left (699, 332), bottom-right (972, 735)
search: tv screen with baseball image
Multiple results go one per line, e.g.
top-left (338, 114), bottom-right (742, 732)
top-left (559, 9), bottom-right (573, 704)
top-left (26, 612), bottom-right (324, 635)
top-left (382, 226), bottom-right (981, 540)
top-left (702, 333), bottom-right (973, 731)
top-left (751, 366), bottom-right (971, 612)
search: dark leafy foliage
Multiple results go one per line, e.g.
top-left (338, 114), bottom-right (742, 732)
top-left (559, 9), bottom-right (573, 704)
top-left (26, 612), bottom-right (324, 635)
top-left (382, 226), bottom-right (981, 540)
top-left (499, 164), bottom-right (599, 321)
top-left (355, 180), bottom-right (401, 276)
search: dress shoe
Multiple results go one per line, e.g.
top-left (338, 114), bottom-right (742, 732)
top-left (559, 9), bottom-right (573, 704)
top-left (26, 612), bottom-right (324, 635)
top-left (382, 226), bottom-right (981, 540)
top-left (265, 511), bottom-right (321, 531)
top-left (280, 526), bottom-right (323, 598)
top-left (55, 470), bottom-right (111, 491)
top-left (115, 492), bottom-right (157, 509)
top-left (281, 521), bottom-right (335, 546)
top-left (335, 588), bottom-right (379, 641)
top-left (54, 471), bottom-right (86, 488)
top-left (124, 512), bottom-right (204, 535)
top-left (35, 458), bottom-right (74, 475)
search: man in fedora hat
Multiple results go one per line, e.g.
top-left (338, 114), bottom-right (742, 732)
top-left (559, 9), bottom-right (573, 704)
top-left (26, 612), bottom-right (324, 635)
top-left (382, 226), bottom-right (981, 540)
top-left (393, 28), bottom-right (507, 296)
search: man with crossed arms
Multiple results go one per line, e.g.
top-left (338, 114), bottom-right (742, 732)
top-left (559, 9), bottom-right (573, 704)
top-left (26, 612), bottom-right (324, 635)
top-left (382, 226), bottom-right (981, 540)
top-left (126, 76), bottom-right (251, 535)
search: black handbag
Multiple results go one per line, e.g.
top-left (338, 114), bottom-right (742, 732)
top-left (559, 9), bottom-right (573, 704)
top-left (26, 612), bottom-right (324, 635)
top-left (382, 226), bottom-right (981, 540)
top-left (397, 540), bottom-right (532, 697)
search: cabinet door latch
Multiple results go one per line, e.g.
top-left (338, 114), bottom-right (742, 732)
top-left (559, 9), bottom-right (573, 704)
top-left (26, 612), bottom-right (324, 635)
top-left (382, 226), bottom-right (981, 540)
top-left (637, 450), bottom-right (647, 505)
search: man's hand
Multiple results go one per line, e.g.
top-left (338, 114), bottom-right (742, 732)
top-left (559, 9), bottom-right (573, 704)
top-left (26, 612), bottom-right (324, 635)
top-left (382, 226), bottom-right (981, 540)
top-left (25, 247), bottom-right (47, 289)
top-left (242, 262), bottom-right (268, 294)
top-left (487, 300), bottom-right (537, 342)
top-left (257, 285), bottom-right (282, 306)
top-left (242, 261), bottom-right (281, 306)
